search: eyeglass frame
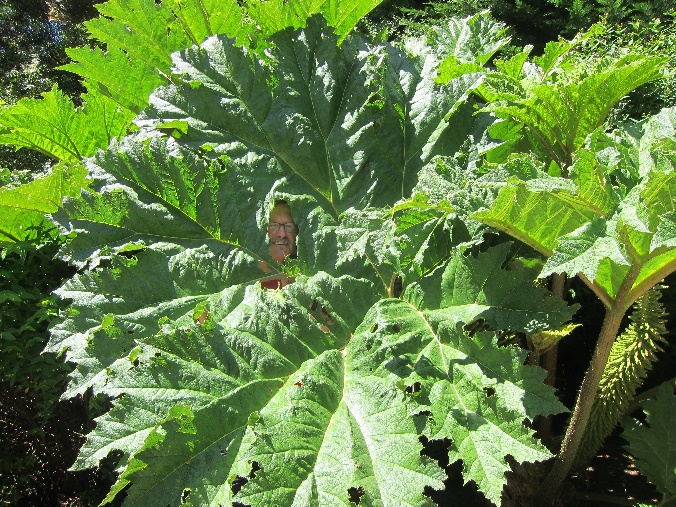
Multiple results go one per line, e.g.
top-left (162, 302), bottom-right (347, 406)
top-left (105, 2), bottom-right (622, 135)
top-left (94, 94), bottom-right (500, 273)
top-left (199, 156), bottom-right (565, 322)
top-left (267, 222), bottom-right (298, 234)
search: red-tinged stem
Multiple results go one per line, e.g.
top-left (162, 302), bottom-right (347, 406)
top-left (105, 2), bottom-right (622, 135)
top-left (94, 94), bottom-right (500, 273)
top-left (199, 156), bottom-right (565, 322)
top-left (537, 272), bottom-right (566, 444)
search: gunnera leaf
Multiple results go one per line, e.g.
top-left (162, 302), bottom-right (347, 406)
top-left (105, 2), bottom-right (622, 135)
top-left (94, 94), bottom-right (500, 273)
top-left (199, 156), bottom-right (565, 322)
top-left (0, 164), bottom-right (88, 244)
top-left (349, 268), bottom-right (570, 505)
top-left (138, 15), bottom-right (485, 214)
top-left (46, 16), bottom-right (572, 507)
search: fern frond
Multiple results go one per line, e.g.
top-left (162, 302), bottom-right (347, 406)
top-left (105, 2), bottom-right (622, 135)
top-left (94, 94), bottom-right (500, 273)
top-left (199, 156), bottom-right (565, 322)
top-left (573, 284), bottom-right (668, 468)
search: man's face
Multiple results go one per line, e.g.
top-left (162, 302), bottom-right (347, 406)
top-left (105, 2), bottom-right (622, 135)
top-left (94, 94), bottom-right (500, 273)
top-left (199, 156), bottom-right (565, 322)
top-left (267, 208), bottom-right (297, 263)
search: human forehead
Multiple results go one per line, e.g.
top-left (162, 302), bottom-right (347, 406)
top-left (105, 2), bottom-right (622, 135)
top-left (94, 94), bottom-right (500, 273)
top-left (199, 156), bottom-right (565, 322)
top-left (269, 210), bottom-right (295, 224)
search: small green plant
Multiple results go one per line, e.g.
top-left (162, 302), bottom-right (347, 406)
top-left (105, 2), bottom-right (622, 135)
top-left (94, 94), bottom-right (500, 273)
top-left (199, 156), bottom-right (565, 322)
top-left (0, 227), bottom-right (76, 504)
top-left (622, 381), bottom-right (676, 506)
top-left (0, 227), bottom-right (71, 414)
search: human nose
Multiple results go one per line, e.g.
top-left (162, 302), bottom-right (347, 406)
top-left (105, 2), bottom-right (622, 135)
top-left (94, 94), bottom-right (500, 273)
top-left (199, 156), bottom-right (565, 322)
top-left (275, 225), bottom-right (288, 237)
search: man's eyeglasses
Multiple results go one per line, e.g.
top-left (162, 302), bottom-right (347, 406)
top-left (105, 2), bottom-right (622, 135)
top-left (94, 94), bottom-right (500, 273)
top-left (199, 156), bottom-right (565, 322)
top-left (267, 222), bottom-right (298, 233)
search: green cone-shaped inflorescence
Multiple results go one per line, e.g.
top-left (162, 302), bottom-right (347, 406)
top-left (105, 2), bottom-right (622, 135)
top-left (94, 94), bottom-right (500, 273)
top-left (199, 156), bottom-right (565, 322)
top-left (574, 285), bottom-right (668, 468)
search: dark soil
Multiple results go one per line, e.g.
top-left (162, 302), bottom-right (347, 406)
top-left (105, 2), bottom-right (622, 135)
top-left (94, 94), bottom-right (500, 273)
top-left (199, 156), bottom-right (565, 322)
top-left (570, 436), bottom-right (660, 507)
top-left (0, 385), bottom-right (115, 507)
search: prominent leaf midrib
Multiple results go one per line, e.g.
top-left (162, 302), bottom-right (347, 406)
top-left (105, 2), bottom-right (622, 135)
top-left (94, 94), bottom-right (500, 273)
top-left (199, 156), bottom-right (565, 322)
top-left (87, 28), bottom-right (173, 79)
top-left (65, 48), bottom-right (166, 110)
top-left (221, 324), bottom-right (316, 376)
top-left (526, 96), bottom-right (570, 164)
top-left (341, 399), bottom-right (391, 504)
top-left (641, 170), bottom-right (676, 211)
top-left (333, 1), bottom-right (364, 32)
top-left (578, 60), bottom-right (665, 144)
top-left (286, 29), bottom-right (362, 210)
top-left (175, 0), bottom-right (212, 45)
top-left (405, 298), bottom-right (449, 375)
top-left (133, 425), bottom-right (246, 506)
top-left (0, 198), bottom-right (61, 213)
top-left (292, 32), bottom-right (334, 204)
top-left (176, 37), bottom-right (340, 209)
top-left (474, 182), bottom-right (604, 255)
top-left (130, 380), bottom-right (279, 505)
top-left (342, 348), bottom-right (414, 505)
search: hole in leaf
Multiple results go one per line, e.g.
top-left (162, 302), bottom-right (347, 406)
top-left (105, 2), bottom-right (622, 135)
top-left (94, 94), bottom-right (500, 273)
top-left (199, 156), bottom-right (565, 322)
top-left (132, 358), bottom-right (140, 368)
top-left (155, 352), bottom-right (161, 357)
top-left (348, 486), bottom-right (365, 504)
top-left (196, 311), bottom-right (208, 325)
top-left (220, 449), bottom-right (227, 456)
top-left (406, 382), bottom-right (421, 394)
top-left (249, 461), bottom-right (261, 479)
top-left (231, 476), bottom-right (247, 495)
top-left (97, 258), bottom-right (112, 270)
top-left (464, 319), bottom-right (490, 336)
top-left (309, 299), bottom-right (318, 311)
top-left (484, 387), bottom-right (496, 397)
top-left (370, 323), bottom-right (378, 333)
top-left (391, 323), bottom-right (401, 333)
top-left (389, 273), bottom-right (403, 298)
top-left (420, 437), bottom-right (452, 465)
top-left (181, 489), bottom-right (191, 502)
top-left (154, 0), bottom-right (161, 4)
top-left (117, 246), bottom-right (145, 259)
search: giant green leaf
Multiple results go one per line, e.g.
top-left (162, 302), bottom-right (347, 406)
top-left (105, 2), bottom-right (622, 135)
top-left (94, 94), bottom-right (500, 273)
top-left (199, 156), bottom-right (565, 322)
top-left (469, 111), bottom-right (676, 306)
top-left (480, 46), bottom-right (667, 169)
top-left (470, 155), bottom-right (603, 256)
top-left (44, 18), bottom-right (574, 507)
top-left (0, 86), bottom-right (133, 163)
top-left (139, 17), bottom-right (485, 213)
top-left (405, 242), bottom-right (577, 333)
top-left (538, 143), bottom-right (676, 302)
top-left (48, 253), bottom-right (568, 506)
top-left (0, 164), bottom-right (89, 244)
top-left (1, 0), bottom-right (386, 167)
top-left (346, 293), bottom-right (566, 505)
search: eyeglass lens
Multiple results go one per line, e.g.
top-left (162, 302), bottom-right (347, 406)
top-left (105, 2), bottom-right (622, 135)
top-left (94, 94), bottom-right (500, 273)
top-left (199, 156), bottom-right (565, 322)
top-left (268, 222), bottom-right (297, 233)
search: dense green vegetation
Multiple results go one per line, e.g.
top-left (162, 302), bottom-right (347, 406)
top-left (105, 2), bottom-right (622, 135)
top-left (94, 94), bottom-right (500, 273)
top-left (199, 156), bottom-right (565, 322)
top-left (1, 1), bottom-right (675, 506)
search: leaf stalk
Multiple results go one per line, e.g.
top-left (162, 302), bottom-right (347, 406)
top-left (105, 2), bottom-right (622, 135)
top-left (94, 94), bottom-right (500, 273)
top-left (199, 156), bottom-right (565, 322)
top-left (534, 263), bottom-right (641, 503)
